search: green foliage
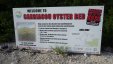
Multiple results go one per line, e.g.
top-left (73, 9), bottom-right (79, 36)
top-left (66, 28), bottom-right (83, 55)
top-left (52, 46), bottom-right (68, 56)
top-left (0, 11), bottom-right (14, 43)
top-left (102, 8), bottom-right (113, 46)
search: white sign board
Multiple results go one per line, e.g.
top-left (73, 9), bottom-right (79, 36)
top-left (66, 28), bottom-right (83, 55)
top-left (13, 6), bottom-right (104, 54)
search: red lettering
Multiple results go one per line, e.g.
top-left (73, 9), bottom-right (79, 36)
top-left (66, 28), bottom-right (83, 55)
top-left (74, 14), bottom-right (85, 20)
top-left (53, 14), bottom-right (73, 20)
top-left (24, 14), bottom-right (27, 19)
top-left (87, 15), bottom-right (100, 22)
top-left (23, 14), bottom-right (51, 20)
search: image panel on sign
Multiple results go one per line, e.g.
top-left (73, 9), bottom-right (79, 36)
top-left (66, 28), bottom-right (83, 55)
top-left (16, 22), bottom-right (36, 42)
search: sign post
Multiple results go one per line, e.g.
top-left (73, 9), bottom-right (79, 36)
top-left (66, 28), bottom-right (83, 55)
top-left (13, 6), bottom-right (104, 54)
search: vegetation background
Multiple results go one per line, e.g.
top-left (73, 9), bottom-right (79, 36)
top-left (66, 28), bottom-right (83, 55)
top-left (0, 0), bottom-right (113, 48)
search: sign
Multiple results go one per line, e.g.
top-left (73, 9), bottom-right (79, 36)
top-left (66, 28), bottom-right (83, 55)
top-left (13, 6), bottom-right (104, 54)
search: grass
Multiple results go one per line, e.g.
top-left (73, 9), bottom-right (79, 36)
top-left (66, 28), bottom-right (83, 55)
top-left (52, 46), bottom-right (69, 56)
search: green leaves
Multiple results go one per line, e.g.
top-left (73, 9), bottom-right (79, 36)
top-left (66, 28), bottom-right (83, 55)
top-left (52, 46), bottom-right (69, 56)
top-left (0, 11), bottom-right (14, 43)
top-left (102, 8), bottom-right (113, 46)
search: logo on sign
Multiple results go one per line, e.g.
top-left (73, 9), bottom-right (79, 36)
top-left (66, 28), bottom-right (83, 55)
top-left (86, 9), bottom-right (102, 26)
top-left (15, 11), bottom-right (22, 18)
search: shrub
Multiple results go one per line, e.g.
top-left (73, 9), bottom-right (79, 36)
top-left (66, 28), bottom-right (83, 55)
top-left (52, 46), bottom-right (68, 56)
top-left (0, 11), bottom-right (14, 43)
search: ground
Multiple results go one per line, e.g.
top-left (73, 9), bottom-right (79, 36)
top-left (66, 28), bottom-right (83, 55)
top-left (0, 43), bottom-right (113, 64)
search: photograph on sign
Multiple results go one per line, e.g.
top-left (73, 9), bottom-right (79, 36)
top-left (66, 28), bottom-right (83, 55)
top-left (16, 22), bottom-right (36, 41)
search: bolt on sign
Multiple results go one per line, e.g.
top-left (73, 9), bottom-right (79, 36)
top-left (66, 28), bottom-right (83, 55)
top-left (13, 6), bottom-right (104, 54)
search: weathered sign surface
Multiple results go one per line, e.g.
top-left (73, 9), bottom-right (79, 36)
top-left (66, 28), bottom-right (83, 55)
top-left (13, 6), bottom-right (104, 54)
